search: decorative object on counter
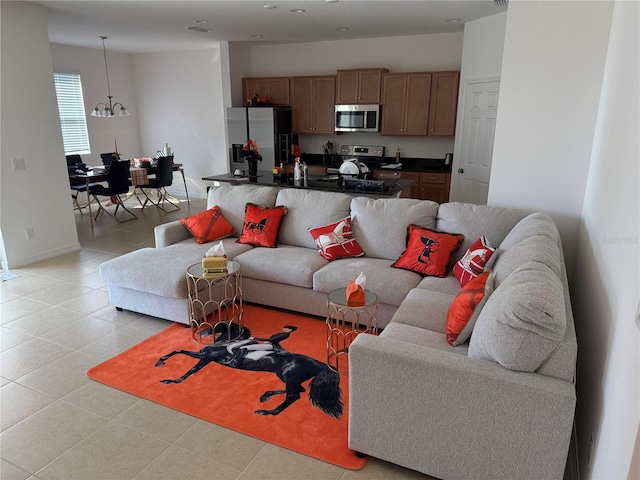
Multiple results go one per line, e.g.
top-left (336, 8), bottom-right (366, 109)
top-left (242, 139), bottom-right (262, 177)
top-left (444, 153), bottom-right (453, 166)
top-left (90, 37), bottom-right (130, 118)
top-left (395, 146), bottom-right (401, 164)
top-left (293, 157), bottom-right (302, 186)
top-left (248, 93), bottom-right (269, 106)
top-left (303, 161), bottom-right (309, 187)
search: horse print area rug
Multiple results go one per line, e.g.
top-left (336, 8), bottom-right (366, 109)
top-left (87, 304), bottom-right (366, 469)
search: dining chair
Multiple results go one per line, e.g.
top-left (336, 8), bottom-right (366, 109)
top-left (100, 152), bottom-right (119, 171)
top-left (89, 160), bottom-right (137, 222)
top-left (67, 154), bottom-right (99, 214)
top-left (136, 156), bottom-right (179, 211)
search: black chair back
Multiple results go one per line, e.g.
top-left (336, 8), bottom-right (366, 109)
top-left (66, 154), bottom-right (83, 167)
top-left (101, 152), bottom-right (119, 169)
top-left (154, 156), bottom-right (174, 188)
top-left (107, 160), bottom-right (131, 195)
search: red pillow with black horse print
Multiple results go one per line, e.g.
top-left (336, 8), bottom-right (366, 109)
top-left (391, 225), bottom-right (464, 277)
top-left (237, 203), bottom-right (288, 248)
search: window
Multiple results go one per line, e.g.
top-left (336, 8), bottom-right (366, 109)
top-left (53, 73), bottom-right (91, 155)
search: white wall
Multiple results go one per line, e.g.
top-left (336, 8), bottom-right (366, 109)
top-left (241, 33), bottom-right (464, 159)
top-left (487, 1), bottom-right (613, 275)
top-left (0, 2), bottom-right (80, 269)
top-left (451, 12), bottom-right (507, 201)
top-left (132, 47), bottom-right (229, 199)
top-left (50, 43), bottom-right (141, 166)
top-left (571, 2), bottom-right (639, 478)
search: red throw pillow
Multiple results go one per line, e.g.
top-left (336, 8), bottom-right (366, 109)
top-left (180, 206), bottom-right (236, 244)
top-left (391, 225), bottom-right (464, 277)
top-left (308, 217), bottom-right (364, 261)
top-left (453, 236), bottom-right (496, 287)
top-left (237, 203), bottom-right (287, 248)
top-left (446, 270), bottom-right (491, 346)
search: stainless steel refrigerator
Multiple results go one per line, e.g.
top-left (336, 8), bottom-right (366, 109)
top-left (227, 106), bottom-right (293, 175)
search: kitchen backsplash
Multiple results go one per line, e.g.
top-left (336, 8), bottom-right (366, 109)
top-left (297, 133), bottom-right (454, 160)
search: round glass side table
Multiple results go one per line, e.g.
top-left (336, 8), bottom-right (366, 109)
top-left (326, 287), bottom-right (379, 375)
top-left (186, 260), bottom-right (243, 345)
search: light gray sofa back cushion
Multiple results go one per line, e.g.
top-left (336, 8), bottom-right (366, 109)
top-left (436, 203), bottom-right (530, 264)
top-left (207, 184), bottom-right (278, 235)
top-left (468, 261), bottom-right (567, 375)
top-left (350, 197), bottom-right (439, 261)
top-left (275, 188), bottom-right (352, 249)
top-left (498, 212), bottom-right (560, 252)
top-left (492, 235), bottom-right (562, 287)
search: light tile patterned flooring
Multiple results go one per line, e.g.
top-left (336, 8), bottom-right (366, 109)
top-left (1, 193), bottom-right (432, 480)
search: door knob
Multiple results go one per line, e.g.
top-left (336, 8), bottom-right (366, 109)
top-left (457, 168), bottom-right (464, 173)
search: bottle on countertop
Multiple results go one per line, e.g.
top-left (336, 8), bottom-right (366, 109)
top-left (303, 161), bottom-right (309, 187)
top-left (395, 147), bottom-right (401, 164)
top-left (293, 157), bottom-right (302, 186)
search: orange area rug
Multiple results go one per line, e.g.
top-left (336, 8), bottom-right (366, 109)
top-left (87, 304), bottom-right (366, 469)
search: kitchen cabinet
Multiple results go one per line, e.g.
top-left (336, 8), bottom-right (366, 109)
top-left (374, 170), bottom-right (450, 203)
top-left (336, 68), bottom-right (388, 104)
top-left (380, 73), bottom-right (432, 136)
top-left (242, 77), bottom-right (291, 106)
top-left (290, 76), bottom-right (336, 134)
top-left (428, 71), bottom-right (460, 136)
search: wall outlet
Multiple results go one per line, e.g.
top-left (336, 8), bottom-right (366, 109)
top-left (587, 431), bottom-right (595, 469)
top-left (13, 158), bottom-right (26, 171)
top-left (25, 227), bottom-right (34, 240)
top-left (635, 299), bottom-right (640, 331)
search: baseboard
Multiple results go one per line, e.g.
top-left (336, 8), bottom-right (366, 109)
top-left (3, 242), bottom-right (81, 269)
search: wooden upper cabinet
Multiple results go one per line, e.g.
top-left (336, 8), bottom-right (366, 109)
top-left (336, 68), bottom-right (388, 104)
top-left (381, 73), bottom-right (432, 136)
top-left (242, 77), bottom-right (291, 106)
top-left (290, 76), bottom-right (336, 134)
top-left (428, 71), bottom-right (460, 136)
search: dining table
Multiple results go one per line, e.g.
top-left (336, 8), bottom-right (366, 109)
top-left (69, 162), bottom-right (190, 227)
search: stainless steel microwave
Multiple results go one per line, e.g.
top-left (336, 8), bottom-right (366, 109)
top-left (335, 104), bottom-right (380, 132)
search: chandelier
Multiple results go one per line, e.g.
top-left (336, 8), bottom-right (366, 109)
top-left (91, 36), bottom-right (130, 118)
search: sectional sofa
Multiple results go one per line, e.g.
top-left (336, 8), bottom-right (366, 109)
top-left (99, 184), bottom-right (576, 480)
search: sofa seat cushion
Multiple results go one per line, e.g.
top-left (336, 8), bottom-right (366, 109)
top-left (381, 322), bottom-right (469, 356)
top-left (234, 245), bottom-right (327, 288)
top-left (390, 288), bottom-right (455, 333)
top-left (415, 274), bottom-right (461, 296)
top-left (313, 257), bottom-right (421, 307)
top-left (350, 197), bottom-right (439, 261)
top-left (207, 184), bottom-right (278, 234)
top-left (468, 261), bottom-right (566, 372)
top-left (275, 188), bottom-right (352, 249)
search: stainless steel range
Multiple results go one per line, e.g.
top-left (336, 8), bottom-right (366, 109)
top-left (332, 145), bottom-right (387, 192)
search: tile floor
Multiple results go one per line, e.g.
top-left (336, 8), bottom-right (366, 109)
top-left (1, 193), bottom-right (432, 480)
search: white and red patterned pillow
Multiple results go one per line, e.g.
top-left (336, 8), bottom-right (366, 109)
top-left (453, 236), bottom-right (496, 287)
top-left (308, 217), bottom-right (364, 261)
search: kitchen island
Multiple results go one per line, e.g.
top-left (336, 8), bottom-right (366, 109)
top-left (202, 171), bottom-right (415, 198)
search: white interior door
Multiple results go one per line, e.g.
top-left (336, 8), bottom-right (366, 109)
top-left (453, 80), bottom-right (500, 205)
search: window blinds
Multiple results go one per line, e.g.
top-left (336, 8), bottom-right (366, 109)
top-left (53, 73), bottom-right (91, 155)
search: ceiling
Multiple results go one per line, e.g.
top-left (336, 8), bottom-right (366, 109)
top-left (34, 0), bottom-right (507, 54)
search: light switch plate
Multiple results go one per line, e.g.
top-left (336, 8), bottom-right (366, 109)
top-left (12, 158), bottom-right (26, 170)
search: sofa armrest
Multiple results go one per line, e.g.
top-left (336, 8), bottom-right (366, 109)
top-left (154, 221), bottom-right (192, 248)
top-left (348, 333), bottom-right (576, 480)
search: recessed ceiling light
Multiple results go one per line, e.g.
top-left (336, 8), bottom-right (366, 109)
top-left (193, 19), bottom-right (208, 24)
top-left (445, 18), bottom-right (461, 23)
top-left (290, 9), bottom-right (306, 13)
top-left (263, 4), bottom-right (276, 9)
top-left (337, 27), bottom-right (349, 31)
top-left (185, 26), bottom-right (211, 33)
top-left (251, 35), bottom-right (263, 38)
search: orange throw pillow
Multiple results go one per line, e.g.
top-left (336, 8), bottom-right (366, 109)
top-left (391, 225), bottom-right (464, 277)
top-left (237, 203), bottom-right (287, 248)
top-left (180, 206), bottom-right (236, 244)
top-left (446, 270), bottom-right (491, 346)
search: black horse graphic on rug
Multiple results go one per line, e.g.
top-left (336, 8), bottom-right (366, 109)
top-left (155, 324), bottom-right (343, 418)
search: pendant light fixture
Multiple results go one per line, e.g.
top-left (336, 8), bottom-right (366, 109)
top-left (91, 36), bottom-right (130, 118)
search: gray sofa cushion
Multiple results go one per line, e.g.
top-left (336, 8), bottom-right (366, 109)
top-left (390, 288), bottom-right (455, 334)
top-left (497, 212), bottom-right (560, 252)
top-left (493, 235), bottom-right (562, 286)
top-left (468, 262), bottom-right (566, 372)
top-left (207, 184), bottom-right (278, 235)
top-left (313, 257), bottom-right (421, 307)
top-left (350, 197), bottom-right (439, 261)
top-left (275, 188), bottom-right (352, 249)
top-left (234, 245), bottom-right (328, 289)
top-left (436, 203), bottom-right (530, 264)
top-left (381, 322), bottom-right (469, 356)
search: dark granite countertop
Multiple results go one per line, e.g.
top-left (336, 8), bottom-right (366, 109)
top-left (299, 153), bottom-right (451, 173)
top-left (202, 171), bottom-right (415, 197)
